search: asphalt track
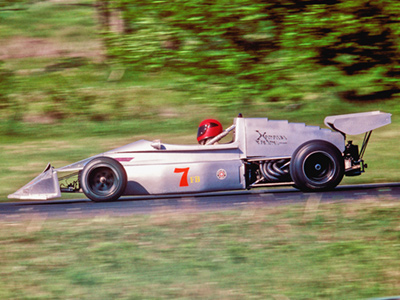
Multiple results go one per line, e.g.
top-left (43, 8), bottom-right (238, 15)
top-left (1, 182), bottom-right (400, 220)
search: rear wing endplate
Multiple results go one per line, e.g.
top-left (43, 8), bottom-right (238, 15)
top-left (324, 111), bottom-right (391, 136)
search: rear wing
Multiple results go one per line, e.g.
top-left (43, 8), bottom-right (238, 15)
top-left (325, 111), bottom-right (391, 176)
top-left (324, 111), bottom-right (391, 136)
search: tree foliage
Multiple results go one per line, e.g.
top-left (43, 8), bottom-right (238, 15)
top-left (105, 0), bottom-right (400, 103)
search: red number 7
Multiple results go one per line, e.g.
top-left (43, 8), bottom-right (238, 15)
top-left (174, 167), bottom-right (189, 187)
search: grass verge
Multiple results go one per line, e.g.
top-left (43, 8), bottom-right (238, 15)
top-left (1, 199), bottom-right (400, 299)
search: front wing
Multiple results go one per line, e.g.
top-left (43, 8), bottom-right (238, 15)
top-left (8, 164), bottom-right (61, 200)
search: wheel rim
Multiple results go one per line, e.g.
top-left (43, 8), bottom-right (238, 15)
top-left (303, 151), bottom-right (336, 184)
top-left (88, 167), bottom-right (119, 196)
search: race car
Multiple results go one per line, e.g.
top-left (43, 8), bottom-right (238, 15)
top-left (8, 111), bottom-right (391, 202)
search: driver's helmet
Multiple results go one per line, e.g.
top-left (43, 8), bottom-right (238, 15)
top-left (197, 119), bottom-right (223, 145)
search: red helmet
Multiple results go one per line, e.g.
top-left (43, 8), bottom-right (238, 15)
top-left (197, 119), bottom-right (223, 144)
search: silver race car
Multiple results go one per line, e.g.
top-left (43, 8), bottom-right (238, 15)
top-left (8, 111), bottom-right (391, 202)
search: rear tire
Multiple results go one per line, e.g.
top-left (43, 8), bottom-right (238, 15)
top-left (80, 157), bottom-right (127, 202)
top-left (290, 140), bottom-right (344, 192)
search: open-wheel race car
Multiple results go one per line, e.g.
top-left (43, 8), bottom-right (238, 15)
top-left (9, 111), bottom-right (391, 202)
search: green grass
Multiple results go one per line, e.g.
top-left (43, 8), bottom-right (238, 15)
top-left (1, 200), bottom-right (400, 299)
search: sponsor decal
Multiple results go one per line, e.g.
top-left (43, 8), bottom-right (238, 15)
top-left (190, 176), bottom-right (201, 184)
top-left (216, 169), bottom-right (227, 180)
top-left (115, 157), bottom-right (134, 162)
top-left (174, 167), bottom-right (189, 187)
top-left (174, 167), bottom-right (201, 187)
top-left (255, 130), bottom-right (288, 146)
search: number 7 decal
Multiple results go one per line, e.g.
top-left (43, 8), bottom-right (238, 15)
top-left (174, 167), bottom-right (190, 187)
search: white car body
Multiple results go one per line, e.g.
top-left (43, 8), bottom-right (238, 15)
top-left (9, 111), bottom-right (391, 202)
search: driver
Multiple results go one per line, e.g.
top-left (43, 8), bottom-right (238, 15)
top-left (197, 119), bottom-right (223, 145)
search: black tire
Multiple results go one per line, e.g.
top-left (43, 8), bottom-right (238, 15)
top-left (290, 140), bottom-right (344, 192)
top-left (80, 157), bottom-right (127, 202)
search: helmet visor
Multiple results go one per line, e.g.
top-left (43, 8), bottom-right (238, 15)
top-left (197, 122), bottom-right (219, 139)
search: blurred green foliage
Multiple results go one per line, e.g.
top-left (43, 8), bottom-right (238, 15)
top-left (0, 0), bottom-right (25, 7)
top-left (0, 61), bottom-right (14, 110)
top-left (106, 0), bottom-right (400, 103)
top-left (0, 0), bottom-right (399, 135)
top-left (0, 0), bottom-right (39, 9)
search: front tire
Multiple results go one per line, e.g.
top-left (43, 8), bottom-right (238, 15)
top-left (80, 157), bottom-right (127, 202)
top-left (290, 140), bottom-right (344, 192)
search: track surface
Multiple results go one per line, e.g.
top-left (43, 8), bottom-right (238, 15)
top-left (1, 183), bottom-right (400, 220)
